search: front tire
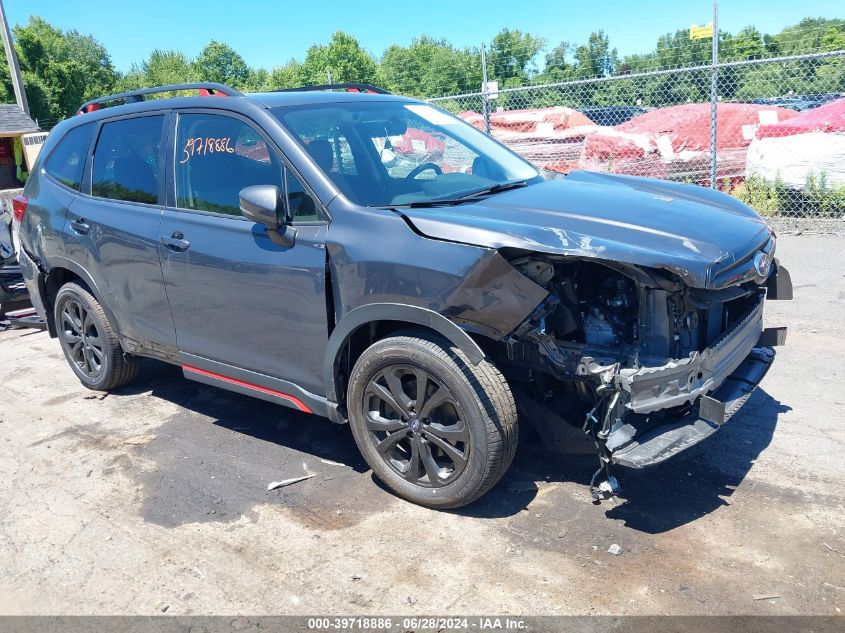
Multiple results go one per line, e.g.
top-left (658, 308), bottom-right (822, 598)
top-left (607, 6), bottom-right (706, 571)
top-left (54, 281), bottom-right (141, 391)
top-left (347, 331), bottom-right (518, 509)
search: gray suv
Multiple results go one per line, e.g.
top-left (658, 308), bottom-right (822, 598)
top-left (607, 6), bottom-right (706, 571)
top-left (17, 83), bottom-right (791, 508)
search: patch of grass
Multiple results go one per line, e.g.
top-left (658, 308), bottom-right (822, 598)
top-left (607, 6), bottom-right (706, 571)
top-left (732, 171), bottom-right (845, 218)
top-left (732, 174), bottom-right (787, 216)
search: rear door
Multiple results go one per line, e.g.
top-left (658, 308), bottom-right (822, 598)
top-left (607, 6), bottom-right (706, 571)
top-left (63, 113), bottom-right (177, 358)
top-left (158, 110), bottom-right (330, 396)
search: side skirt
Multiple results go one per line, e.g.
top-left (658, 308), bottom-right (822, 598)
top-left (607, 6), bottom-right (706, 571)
top-left (179, 353), bottom-right (338, 421)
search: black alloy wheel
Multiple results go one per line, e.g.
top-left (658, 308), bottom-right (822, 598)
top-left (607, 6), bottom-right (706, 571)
top-left (59, 297), bottom-right (105, 379)
top-left (363, 364), bottom-right (469, 487)
top-left (347, 332), bottom-right (518, 509)
top-left (53, 281), bottom-right (141, 391)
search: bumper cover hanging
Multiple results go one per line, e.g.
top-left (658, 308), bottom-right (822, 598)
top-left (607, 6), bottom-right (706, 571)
top-left (610, 346), bottom-right (775, 469)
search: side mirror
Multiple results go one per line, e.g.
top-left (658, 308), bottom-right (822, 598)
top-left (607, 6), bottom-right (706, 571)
top-left (239, 185), bottom-right (296, 247)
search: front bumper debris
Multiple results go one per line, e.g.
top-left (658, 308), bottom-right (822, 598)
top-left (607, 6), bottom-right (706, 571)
top-left (582, 268), bottom-right (790, 496)
top-left (544, 261), bottom-right (792, 501)
top-left (619, 290), bottom-right (765, 415)
top-left (609, 346), bottom-right (775, 468)
top-left (766, 258), bottom-right (792, 300)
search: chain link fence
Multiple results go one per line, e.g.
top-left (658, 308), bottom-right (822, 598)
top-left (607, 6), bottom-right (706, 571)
top-left (428, 50), bottom-right (845, 233)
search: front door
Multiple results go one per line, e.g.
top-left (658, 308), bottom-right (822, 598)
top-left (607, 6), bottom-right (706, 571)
top-left (159, 111), bottom-right (330, 396)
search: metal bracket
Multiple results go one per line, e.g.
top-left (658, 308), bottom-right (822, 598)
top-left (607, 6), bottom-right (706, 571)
top-left (758, 326), bottom-right (787, 347)
top-left (699, 394), bottom-right (726, 426)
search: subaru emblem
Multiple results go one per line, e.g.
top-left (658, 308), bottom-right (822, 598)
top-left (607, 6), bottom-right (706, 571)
top-left (753, 251), bottom-right (771, 277)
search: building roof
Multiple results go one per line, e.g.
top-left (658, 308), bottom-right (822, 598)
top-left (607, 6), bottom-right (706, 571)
top-left (0, 104), bottom-right (39, 134)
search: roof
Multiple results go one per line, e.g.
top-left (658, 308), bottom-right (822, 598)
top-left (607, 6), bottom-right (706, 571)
top-left (246, 90), bottom-right (416, 108)
top-left (0, 104), bottom-right (39, 133)
top-left (71, 89), bottom-right (417, 125)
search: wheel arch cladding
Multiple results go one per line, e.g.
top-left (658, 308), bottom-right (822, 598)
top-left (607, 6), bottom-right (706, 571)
top-left (44, 262), bottom-right (120, 340)
top-left (323, 303), bottom-right (487, 403)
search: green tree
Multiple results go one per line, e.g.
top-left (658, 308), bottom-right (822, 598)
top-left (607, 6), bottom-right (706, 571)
top-left (656, 30), bottom-right (708, 68)
top-left (1, 17), bottom-right (117, 123)
top-left (766, 17), bottom-right (845, 56)
top-left (143, 49), bottom-right (195, 86)
top-left (299, 31), bottom-right (378, 85)
top-left (379, 35), bottom-right (482, 97)
top-left (820, 26), bottom-right (845, 52)
top-left (193, 40), bottom-right (249, 87)
top-left (723, 26), bottom-right (766, 61)
top-left (544, 41), bottom-right (572, 75)
top-left (488, 28), bottom-right (545, 83)
top-left (573, 31), bottom-right (618, 78)
top-left (522, 30), bottom-right (621, 108)
top-left (241, 67), bottom-right (269, 92)
top-left (114, 49), bottom-right (196, 94)
top-left (267, 59), bottom-right (307, 90)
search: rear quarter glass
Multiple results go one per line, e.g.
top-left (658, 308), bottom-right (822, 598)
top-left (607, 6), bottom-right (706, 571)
top-left (43, 123), bottom-right (96, 191)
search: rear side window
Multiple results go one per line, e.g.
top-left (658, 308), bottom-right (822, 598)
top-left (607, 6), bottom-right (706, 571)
top-left (92, 116), bottom-right (164, 204)
top-left (43, 124), bottom-right (94, 191)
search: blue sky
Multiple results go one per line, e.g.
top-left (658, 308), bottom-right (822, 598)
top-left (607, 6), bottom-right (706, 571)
top-left (5, 0), bottom-right (843, 72)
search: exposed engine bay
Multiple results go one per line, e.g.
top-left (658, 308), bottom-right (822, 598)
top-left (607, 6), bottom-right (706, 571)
top-left (508, 256), bottom-right (765, 364)
top-left (493, 254), bottom-right (786, 501)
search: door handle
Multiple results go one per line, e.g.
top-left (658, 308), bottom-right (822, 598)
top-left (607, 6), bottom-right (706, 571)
top-left (161, 231), bottom-right (191, 252)
top-left (69, 218), bottom-right (90, 235)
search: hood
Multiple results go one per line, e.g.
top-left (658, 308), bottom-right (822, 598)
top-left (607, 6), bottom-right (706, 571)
top-left (398, 170), bottom-right (772, 289)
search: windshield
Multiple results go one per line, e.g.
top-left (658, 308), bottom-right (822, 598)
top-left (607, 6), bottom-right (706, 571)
top-left (272, 101), bottom-right (540, 207)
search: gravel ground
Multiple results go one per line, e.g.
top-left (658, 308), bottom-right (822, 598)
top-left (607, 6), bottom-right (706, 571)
top-left (0, 234), bottom-right (843, 616)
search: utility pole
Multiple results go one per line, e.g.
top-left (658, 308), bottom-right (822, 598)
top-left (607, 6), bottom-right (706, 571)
top-left (708, 0), bottom-right (719, 189)
top-left (0, 0), bottom-right (28, 115)
top-left (480, 43), bottom-right (490, 134)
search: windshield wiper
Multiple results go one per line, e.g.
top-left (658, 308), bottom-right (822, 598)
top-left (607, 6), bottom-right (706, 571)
top-left (406, 198), bottom-right (476, 208)
top-left (405, 180), bottom-right (530, 208)
top-left (452, 180), bottom-right (530, 200)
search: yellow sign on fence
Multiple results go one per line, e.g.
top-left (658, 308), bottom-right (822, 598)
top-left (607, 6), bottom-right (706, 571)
top-left (689, 23), bottom-right (714, 40)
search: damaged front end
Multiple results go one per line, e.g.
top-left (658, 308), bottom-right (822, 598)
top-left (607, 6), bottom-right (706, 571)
top-left (495, 239), bottom-right (791, 500)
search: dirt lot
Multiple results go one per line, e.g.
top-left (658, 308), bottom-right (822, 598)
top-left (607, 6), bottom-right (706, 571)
top-left (0, 234), bottom-right (843, 616)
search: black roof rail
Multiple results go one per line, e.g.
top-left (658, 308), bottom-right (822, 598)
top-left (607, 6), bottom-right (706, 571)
top-left (77, 83), bottom-right (243, 115)
top-left (272, 83), bottom-right (391, 95)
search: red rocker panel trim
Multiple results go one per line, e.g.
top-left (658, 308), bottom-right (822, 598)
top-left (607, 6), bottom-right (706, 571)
top-left (182, 364), bottom-right (313, 414)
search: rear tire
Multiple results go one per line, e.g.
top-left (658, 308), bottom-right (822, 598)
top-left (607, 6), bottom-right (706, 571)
top-left (347, 331), bottom-right (517, 509)
top-left (54, 281), bottom-right (141, 391)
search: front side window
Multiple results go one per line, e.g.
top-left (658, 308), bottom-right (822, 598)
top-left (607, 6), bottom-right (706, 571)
top-left (175, 113), bottom-right (320, 222)
top-left (275, 101), bottom-right (540, 207)
top-left (92, 116), bottom-right (164, 204)
top-left (44, 123), bottom-right (94, 191)
top-left (286, 169), bottom-right (319, 222)
top-left (175, 113), bottom-right (283, 216)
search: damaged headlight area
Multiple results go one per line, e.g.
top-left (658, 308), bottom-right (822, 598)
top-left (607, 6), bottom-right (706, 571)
top-left (493, 255), bottom-right (788, 501)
